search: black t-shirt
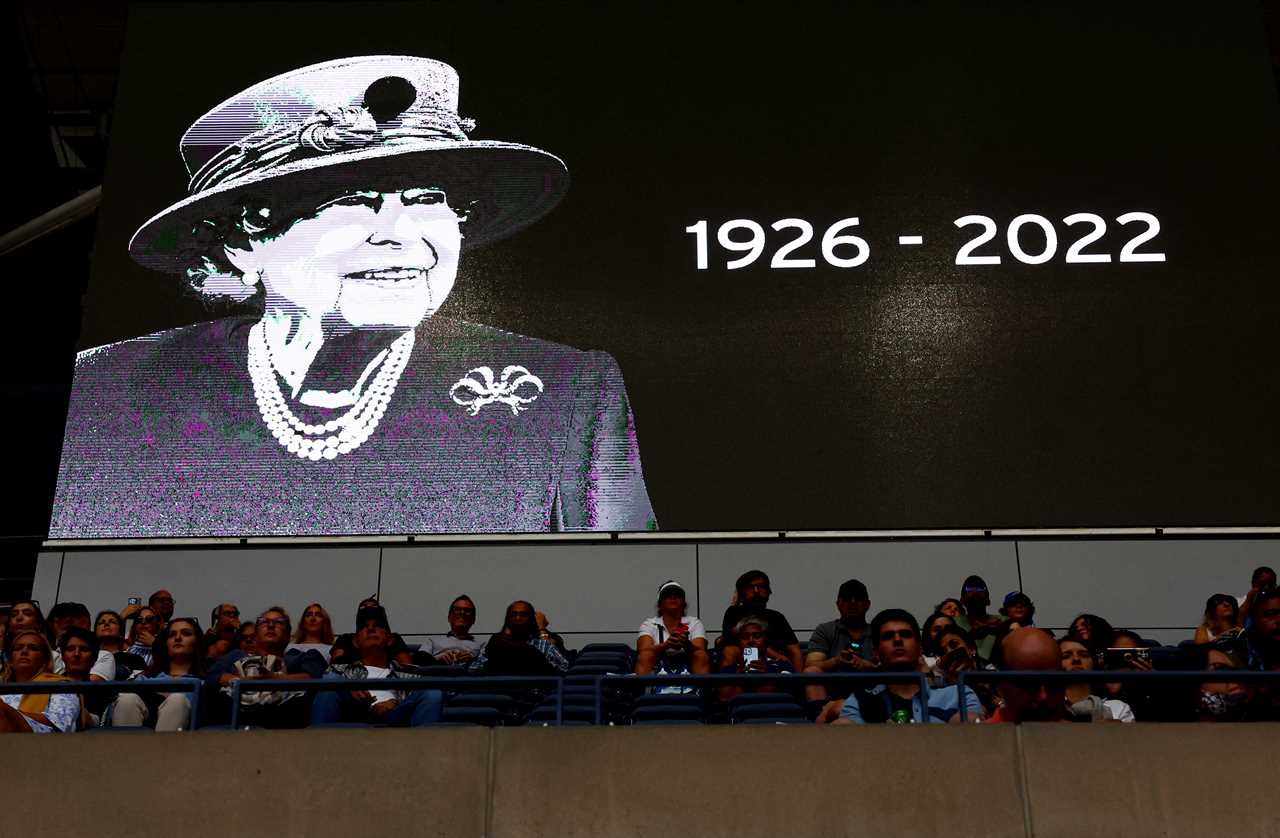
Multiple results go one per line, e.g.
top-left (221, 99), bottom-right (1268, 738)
top-left (720, 605), bottom-right (799, 650)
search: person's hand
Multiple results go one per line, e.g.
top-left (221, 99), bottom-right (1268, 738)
top-left (745, 658), bottom-right (768, 673)
top-left (120, 603), bottom-right (142, 621)
top-left (437, 649), bottom-right (472, 665)
top-left (219, 673), bottom-right (242, 687)
top-left (848, 655), bottom-right (878, 672)
top-left (135, 629), bottom-right (156, 647)
top-left (835, 649), bottom-right (856, 669)
top-left (535, 612), bottom-right (550, 633)
top-left (350, 690), bottom-right (373, 704)
top-left (764, 648), bottom-right (788, 662)
top-left (370, 699), bottom-right (398, 718)
top-left (1127, 656), bottom-right (1154, 672)
top-left (813, 699), bottom-right (844, 724)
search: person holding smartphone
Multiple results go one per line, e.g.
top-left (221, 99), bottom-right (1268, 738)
top-left (717, 615), bottom-right (792, 702)
top-left (635, 581), bottom-right (709, 675)
top-left (802, 579), bottom-right (877, 707)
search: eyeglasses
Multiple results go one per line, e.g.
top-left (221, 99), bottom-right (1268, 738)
top-left (257, 618), bottom-right (288, 628)
top-left (450, 607), bottom-right (476, 615)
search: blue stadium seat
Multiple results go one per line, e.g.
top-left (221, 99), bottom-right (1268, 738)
top-left (632, 718), bottom-right (704, 726)
top-left (731, 702), bottom-right (805, 724)
top-left (442, 706), bottom-right (504, 726)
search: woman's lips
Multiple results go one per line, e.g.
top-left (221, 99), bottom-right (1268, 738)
top-left (344, 267), bottom-right (427, 283)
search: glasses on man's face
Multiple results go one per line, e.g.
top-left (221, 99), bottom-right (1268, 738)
top-left (258, 618), bottom-right (288, 628)
top-left (450, 607), bottom-right (475, 615)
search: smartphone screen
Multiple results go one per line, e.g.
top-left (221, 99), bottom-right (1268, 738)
top-left (742, 647), bottom-right (760, 665)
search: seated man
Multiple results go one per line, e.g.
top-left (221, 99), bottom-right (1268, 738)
top-left (956, 576), bottom-right (1002, 660)
top-left (802, 578), bottom-right (877, 705)
top-left (421, 595), bottom-right (484, 666)
top-left (310, 606), bottom-right (443, 727)
top-left (837, 609), bottom-right (983, 724)
top-left (204, 603), bottom-right (241, 662)
top-left (718, 615), bottom-right (794, 702)
top-left (205, 606), bottom-right (327, 727)
top-left (718, 570), bottom-right (802, 673)
top-left (329, 598), bottom-right (413, 666)
top-left (985, 628), bottom-right (1069, 724)
top-left (469, 601), bottom-right (569, 675)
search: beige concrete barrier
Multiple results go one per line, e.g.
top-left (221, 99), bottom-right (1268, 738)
top-left (490, 725), bottom-right (1027, 838)
top-left (0, 727), bottom-right (491, 838)
top-left (3, 724), bottom-right (1278, 838)
top-left (1020, 723), bottom-right (1280, 838)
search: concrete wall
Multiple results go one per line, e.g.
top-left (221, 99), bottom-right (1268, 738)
top-left (29, 537), bottom-right (1280, 647)
top-left (2, 724), bottom-right (1277, 838)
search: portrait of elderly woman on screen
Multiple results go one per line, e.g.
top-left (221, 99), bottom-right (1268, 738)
top-left (51, 56), bottom-right (656, 538)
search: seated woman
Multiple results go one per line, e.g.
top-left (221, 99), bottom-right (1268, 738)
top-left (1067, 613), bottom-right (1115, 659)
top-left (1194, 594), bottom-right (1240, 645)
top-left (8, 601), bottom-right (53, 647)
top-left (718, 615), bottom-right (793, 702)
top-left (1196, 646), bottom-right (1249, 721)
top-left (934, 598), bottom-right (964, 620)
top-left (933, 625), bottom-right (999, 716)
top-left (289, 603), bottom-right (335, 657)
top-left (111, 617), bottom-right (207, 731)
top-left (1059, 636), bottom-right (1134, 722)
top-left (59, 627), bottom-right (113, 727)
top-left (95, 610), bottom-right (145, 678)
top-left (124, 607), bottom-right (160, 668)
top-left (921, 611), bottom-right (956, 682)
top-left (635, 581), bottom-right (709, 676)
top-left (0, 629), bottom-right (79, 734)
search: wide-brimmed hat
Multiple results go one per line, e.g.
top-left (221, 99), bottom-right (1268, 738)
top-left (128, 55), bottom-right (570, 274)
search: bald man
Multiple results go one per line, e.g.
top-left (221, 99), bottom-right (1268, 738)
top-left (986, 628), bottom-right (1069, 723)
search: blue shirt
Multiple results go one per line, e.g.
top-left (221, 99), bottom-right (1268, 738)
top-left (839, 684), bottom-right (983, 724)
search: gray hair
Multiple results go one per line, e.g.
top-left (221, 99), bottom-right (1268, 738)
top-left (733, 614), bottom-right (769, 639)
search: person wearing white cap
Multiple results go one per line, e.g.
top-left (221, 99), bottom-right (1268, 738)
top-left (635, 581), bottom-right (709, 675)
top-left (52, 55), bottom-right (656, 538)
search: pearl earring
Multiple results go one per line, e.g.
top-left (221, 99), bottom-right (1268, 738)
top-left (241, 268), bottom-right (261, 287)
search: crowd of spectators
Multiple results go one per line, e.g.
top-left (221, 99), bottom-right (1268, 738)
top-left (1, 564), bottom-right (1278, 732)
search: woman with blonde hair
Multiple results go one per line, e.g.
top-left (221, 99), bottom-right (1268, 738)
top-left (1, 629), bottom-right (80, 733)
top-left (289, 603), bottom-right (335, 656)
top-left (1194, 594), bottom-right (1239, 645)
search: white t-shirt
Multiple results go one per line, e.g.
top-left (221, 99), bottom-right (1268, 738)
top-left (90, 650), bottom-right (117, 680)
top-left (362, 665), bottom-right (396, 705)
top-left (638, 616), bottom-right (706, 644)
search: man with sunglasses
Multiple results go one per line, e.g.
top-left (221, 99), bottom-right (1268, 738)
top-left (836, 609), bottom-right (983, 724)
top-left (421, 595), bottom-right (483, 665)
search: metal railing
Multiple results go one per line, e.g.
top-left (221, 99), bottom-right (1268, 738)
top-left (594, 671), bottom-right (931, 724)
top-left (0, 678), bottom-right (202, 729)
top-left (955, 669), bottom-right (1280, 723)
top-left (228, 675), bottom-right (563, 729)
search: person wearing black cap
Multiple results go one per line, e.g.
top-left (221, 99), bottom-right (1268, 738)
top-left (310, 604), bottom-right (444, 727)
top-left (635, 581), bottom-right (710, 675)
top-left (955, 575), bottom-right (1001, 660)
top-left (328, 597), bottom-right (413, 666)
top-left (802, 579), bottom-right (877, 706)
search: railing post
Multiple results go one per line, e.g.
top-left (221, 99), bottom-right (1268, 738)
top-left (229, 681), bottom-right (243, 729)
top-left (957, 672), bottom-right (969, 724)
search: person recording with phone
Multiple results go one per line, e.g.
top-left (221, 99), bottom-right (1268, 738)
top-left (1235, 566), bottom-right (1276, 629)
top-left (717, 615), bottom-right (793, 702)
top-left (802, 579), bottom-right (876, 707)
top-left (635, 581), bottom-right (709, 676)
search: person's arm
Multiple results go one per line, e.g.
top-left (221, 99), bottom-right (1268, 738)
top-left (784, 643), bottom-right (803, 674)
top-left (837, 693), bottom-right (866, 725)
top-left (635, 634), bottom-right (660, 674)
top-left (950, 686), bottom-right (985, 723)
top-left (542, 640), bottom-right (571, 673)
top-left (1193, 625), bottom-right (1210, 645)
top-left (1237, 591), bottom-right (1257, 628)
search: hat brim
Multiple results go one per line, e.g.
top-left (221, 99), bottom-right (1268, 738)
top-left (128, 140), bottom-right (570, 274)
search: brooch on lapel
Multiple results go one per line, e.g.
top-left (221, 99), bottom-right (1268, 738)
top-left (449, 365), bottom-right (544, 416)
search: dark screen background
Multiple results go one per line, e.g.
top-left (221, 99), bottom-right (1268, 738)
top-left (79, 0), bottom-right (1280, 531)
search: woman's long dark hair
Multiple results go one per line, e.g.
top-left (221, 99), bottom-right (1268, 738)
top-left (6, 600), bottom-right (54, 649)
top-left (146, 618), bottom-right (208, 678)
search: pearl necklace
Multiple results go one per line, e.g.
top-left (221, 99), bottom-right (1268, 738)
top-left (247, 321), bottom-right (414, 461)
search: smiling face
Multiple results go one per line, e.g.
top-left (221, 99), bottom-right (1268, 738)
top-left (227, 189), bottom-right (461, 329)
top-left (448, 599), bottom-right (476, 634)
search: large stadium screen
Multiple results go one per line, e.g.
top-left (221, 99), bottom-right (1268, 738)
top-left (51, 1), bottom-right (1280, 538)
